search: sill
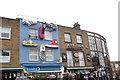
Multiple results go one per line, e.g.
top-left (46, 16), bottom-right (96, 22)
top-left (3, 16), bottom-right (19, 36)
top-left (77, 43), bottom-right (83, 44)
top-left (0, 62), bottom-right (10, 64)
top-left (44, 39), bottom-right (52, 41)
top-left (0, 38), bottom-right (11, 40)
top-left (64, 41), bottom-right (72, 43)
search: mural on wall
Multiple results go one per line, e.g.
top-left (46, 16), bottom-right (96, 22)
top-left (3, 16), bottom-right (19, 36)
top-left (22, 19), bottom-right (37, 26)
top-left (46, 23), bottom-right (57, 31)
top-left (40, 23), bottom-right (46, 39)
top-left (45, 39), bottom-right (59, 48)
top-left (22, 38), bottom-right (38, 46)
top-left (20, 18), bottom-right (60, 64)
top-left (40, 44), bottom-right (46, 62)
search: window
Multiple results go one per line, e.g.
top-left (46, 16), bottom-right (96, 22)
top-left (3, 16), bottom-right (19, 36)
top-left (87, 32), bottom-right (94, 36)
top-left (76, 35), bottom-right (82, 43)
top-left (101, 40), bottom-right (106, 52)
top-left (0, 27), bottom-right (11, 39)
top-left (115, 64), bottom-right (119, 68)
top-left (78, 52), bottom-right (85, 66)
top-left (64, 33), bottom-right (71, 42)
top-left (96, 38), bottom-right (102, 51)
top-left (91, 51), bottom-right (100, 66)
top-left (66, 51), bottom-right (73, 66)
top-left (29, 28), bottom-right (38, 39)
top-left (29, 48), bottom-right (38, 61)
top-left (88, 36), bottom-right (97, 50)
top-left (0, 50), bottom-right (10, 63)
top-left (45, 50), bottom-right (54, 61)
top-left (98, 52), bottom-right (105, 67)
top-left (45, 30), bottom-right (52, 40)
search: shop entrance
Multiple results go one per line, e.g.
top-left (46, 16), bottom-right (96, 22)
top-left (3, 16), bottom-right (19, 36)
top-left (26, 72), bottom-right (62, 79)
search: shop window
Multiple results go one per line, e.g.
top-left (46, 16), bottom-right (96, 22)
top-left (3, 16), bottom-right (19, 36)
top-left (45, 30), bottom-right (52, 40)
top-left (0, 50), bottom-right (10, 63)
top-left (0, 27), bottom-right (11, 39)
top-left (66, 51), bottom-right (73, 66)
top-left (29, 28), bottom-right (38, 39)
top-left (78, 52), bottom-right (85, 66)
top-left (76, 35), bottom-right (82, 43)
top-left (98, 52), bottom-right (105, 67)
top-left (91, 51), bottom-right (100, 66)
top-left (45, 50), bottom-right (54, 61)
top-left (64, 33), bottom-right (71, 42)
top-left (29, 48), bottom-right (38, 61)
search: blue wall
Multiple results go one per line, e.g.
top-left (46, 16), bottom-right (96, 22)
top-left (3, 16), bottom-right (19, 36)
top-left (20, 19), bottom-right (60, 64)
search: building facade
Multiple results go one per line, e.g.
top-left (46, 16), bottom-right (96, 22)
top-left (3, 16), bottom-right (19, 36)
top-left (19, 18), bottom-right (64, 79)
top-left (0, 17), bottom-right (23, 80)
top-left (58, 24), bottom-right (112, 79)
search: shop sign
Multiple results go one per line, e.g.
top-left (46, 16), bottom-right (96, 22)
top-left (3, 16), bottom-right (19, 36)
top-left (25, 67), bottom-right (40, 72)
top-left (66, 44), bottom-right (84, 51)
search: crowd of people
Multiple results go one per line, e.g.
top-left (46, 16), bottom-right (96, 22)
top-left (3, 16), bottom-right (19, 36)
top-left (63, 71), bottom-right (110, 80)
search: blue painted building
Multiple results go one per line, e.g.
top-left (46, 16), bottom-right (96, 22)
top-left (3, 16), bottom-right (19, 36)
top-left (19, 18), bottom-right (63, 78)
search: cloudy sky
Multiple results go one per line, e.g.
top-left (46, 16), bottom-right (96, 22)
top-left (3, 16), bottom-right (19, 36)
top-left (0, 0), bottom-right (118, 61)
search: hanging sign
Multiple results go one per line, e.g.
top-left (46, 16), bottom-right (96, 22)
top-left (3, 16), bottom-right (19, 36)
top-left (74, 53), bottom-right (79, 57)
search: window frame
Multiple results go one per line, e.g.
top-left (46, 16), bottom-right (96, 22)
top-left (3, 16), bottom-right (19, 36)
top-left (45, 50), bottom-right (54, 61)
top-left (64, 33), bottom-right (72, 43)
top-left (66, 50), bottom-right (73, 66)
top-left (78, 51), bottom-right (85, 66)
top-left (29, 48), bottom-right (38, 61)
top-left (0, 50), bottom-right (11, 63)
top-left (76, 35), bottom-right (83, 43)
top-left (0, 27), bottom-right (11, 39)
top-left (45, 30), bottom-right (52, 40)
top-left (29, 28), bottom-right (38, 39)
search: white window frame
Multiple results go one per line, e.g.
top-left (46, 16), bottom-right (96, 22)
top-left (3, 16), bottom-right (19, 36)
top-left (0, 27), bottom-right (11, 39)
top-left (64, 33), bottom-right (71, 42)
top-left (45, 50), bottom-right (54, 61)
top-left (29, 28), bottom-right (38, 39)
top-left (45, 30), bottom-right (52, 40)
top-left (76, 35), bottom-right (82, 43)
top-left (78, 51), bottom-right (85, 66)
top-left (0, 50), bottom-right (11, 63)
top-left (66, 51), bottom-right (73, 66)
top-left (29, 48), bottom-right (38, 61)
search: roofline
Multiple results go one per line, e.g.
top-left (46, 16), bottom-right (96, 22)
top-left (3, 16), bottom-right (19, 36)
top-left (58, 25), bottom-right (106, 40)
top-left (0, 16), bottom-right (17, 20)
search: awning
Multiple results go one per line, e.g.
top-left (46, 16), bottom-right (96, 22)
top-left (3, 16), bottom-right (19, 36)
top-left (67, 67), bottom-right (94, 70)
top-left (0, 67), bottom-right (23, 72)
top-left (22, 64), bottom-right (64, 67)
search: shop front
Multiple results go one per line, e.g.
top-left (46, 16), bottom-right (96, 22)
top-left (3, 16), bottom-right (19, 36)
top-left (0, 68), bottom-right (24, 80)
top-left (22, 63), bottom-right (64, 79)
top-left (63, 67), bottom-right (94, 79)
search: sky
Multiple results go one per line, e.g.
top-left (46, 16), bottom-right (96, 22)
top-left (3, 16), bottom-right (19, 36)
top-left (0, 0), bottom-right (118, 61)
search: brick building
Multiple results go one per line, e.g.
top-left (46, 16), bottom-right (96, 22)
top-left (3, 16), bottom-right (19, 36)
top-left (58, 23), bottom-right (112, 79)
top-left (0, 17), bottom-right (23, 80)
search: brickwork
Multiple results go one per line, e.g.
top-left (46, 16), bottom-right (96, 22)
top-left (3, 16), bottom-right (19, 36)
top-left (0, 17), bottom-right (20, 67)
top-left (58, 26), bottom-right (93, 67)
